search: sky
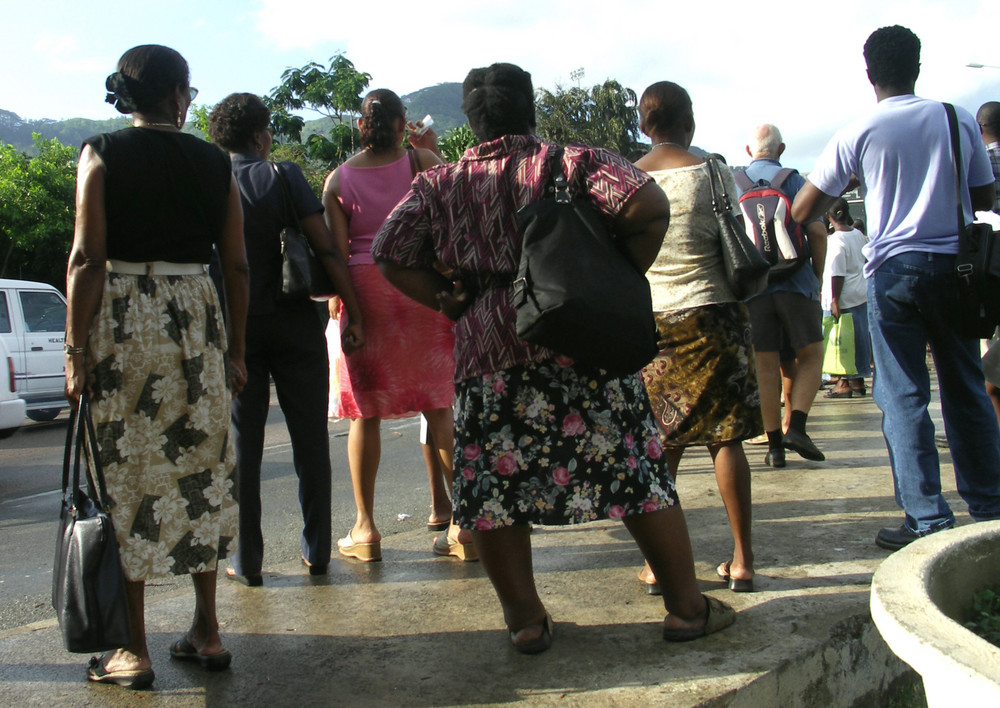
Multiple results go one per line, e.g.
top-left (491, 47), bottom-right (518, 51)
top-left (4, 0), bottom-right (1000, 169)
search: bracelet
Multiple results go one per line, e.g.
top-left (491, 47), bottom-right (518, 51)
top-left (64, 344), bottom-right (86, 355)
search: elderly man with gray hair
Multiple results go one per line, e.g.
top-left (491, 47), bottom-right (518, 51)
top-left (735, 123), bottom-right (828, 468)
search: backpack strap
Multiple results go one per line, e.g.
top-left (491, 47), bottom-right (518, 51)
top-left (768, 168), bottom-right (798, 191)
top-left (733, 168), bottom-right (754, 192)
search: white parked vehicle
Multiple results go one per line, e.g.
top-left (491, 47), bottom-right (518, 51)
top-left (0, 278), bottom-right (69, 422)
top-left (0, 336), bottom-right (26, 438)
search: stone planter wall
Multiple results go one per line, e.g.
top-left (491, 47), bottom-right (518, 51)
top-left (870, 520), bottom-right (1000, 704)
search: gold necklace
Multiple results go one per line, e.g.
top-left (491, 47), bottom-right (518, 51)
top-left (134, 122), bottom-right (177, 129)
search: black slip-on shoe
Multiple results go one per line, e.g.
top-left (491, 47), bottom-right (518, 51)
top-left (783, 428), bottom-right (825, 461)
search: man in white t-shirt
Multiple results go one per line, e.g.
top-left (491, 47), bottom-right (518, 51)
top-left (792, 25), bottom-right (1000, 551)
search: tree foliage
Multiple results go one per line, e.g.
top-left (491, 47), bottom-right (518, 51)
top-left (267, 54), bottom-right (371, 166)
top-left (438, 124), bottom-right (478, 163)
top-left (535, 80), bottom-right (641, 156)
top-left (0, 134), bottom-right (77, 286)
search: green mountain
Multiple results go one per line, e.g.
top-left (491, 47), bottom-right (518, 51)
top-left (1, 82), bottom-right (465, 154)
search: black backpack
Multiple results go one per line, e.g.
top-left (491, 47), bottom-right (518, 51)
top-left (734, 168), bottom-right (810, 280)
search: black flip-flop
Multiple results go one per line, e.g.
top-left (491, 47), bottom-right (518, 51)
top-left (169, 636), bottom-right (232, 670)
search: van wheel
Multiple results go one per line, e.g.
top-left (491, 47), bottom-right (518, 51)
top-left (26, 408), bottom-right (60, 422)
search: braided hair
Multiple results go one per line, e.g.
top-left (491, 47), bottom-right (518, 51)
top-left (461, 63), bottom-right (535, 142)
top-left (359, 89), bottom-right (405, 151)
top-left (105, 44), bottom-right (189, 115)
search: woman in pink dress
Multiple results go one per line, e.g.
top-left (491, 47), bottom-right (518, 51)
top-left (323, 89), bottom-right (464, 562)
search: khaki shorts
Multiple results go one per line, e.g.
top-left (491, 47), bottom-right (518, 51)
top-left (746, 290), bottom-right (823, 352)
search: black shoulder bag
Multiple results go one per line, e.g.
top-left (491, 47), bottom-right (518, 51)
top-left (513, 146), bottom-right (659, 376)
top-left (705, 154), bottom-right (770, 300)
top-left (52, 393), bottom-right (132, 653)
top-left (945, 103), bottom-right (1000, 338)
top-left (273, 163), bottom-right (336, 303)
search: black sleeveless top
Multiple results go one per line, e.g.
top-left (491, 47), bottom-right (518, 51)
top-left (83, 128), bottom-right (231, 263)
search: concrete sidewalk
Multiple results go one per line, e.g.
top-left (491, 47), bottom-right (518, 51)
top-left (0, 384), bottom-right (956, 707)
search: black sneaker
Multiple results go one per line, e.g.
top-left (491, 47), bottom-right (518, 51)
top-left (764, 447), bottom-right (786, 468)
top-left (783, 428), bottom-right (825, 461)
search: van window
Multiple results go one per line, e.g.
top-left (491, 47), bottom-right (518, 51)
top-left (19, 291), bottom-right (66, 333)
top-left (0, 293), bottom-right (10, 333)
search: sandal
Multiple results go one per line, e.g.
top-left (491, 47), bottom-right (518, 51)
top-left (823, 387), bottom-right (854, 399)
top-left (432, 531), bottom-right (478, 562)
top-left (225, 566), bottom-right (263, 587)
top-left (716, 561), bottom-right (755, 593)
top-left (509, 613), bottom-right (554, 654)
top-left (637, 567), bottom-right (661, 596)
top-left (169, 636), bottom-right (232, 670)
top-left (662, 595), bottom-right (736, 642)
top-left (86, 655), bottom-right (155, 690)
top-left (337, 531), bottom-right (382, 562)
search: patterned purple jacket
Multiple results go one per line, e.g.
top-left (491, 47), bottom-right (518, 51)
top-left (372, 134), bottom-right (651, 382)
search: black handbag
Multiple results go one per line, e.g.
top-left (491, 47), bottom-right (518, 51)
top-left (513, 146), bottom-right (659, 376)
top-left (52, 393), bottom-right (132, 653)
top-left (945, 103), bottom-right (1000, 338)
top-left (273, 163), bottom-right (336, 303)
top-left (705, 154), bottom-right (770, 300)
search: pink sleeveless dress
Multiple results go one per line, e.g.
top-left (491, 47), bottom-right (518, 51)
top-left (334, 153), bottom-right (455, 419)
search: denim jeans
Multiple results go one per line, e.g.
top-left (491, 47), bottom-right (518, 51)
top-left (868, 251), bottom-right (1000, 533)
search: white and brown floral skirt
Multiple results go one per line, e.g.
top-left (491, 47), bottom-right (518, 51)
top-left (86, 271), bottom-right (238, 581)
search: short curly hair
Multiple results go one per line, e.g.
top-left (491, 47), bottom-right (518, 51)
top-left (864, 25), bottom-right (920, 88)
top-left (359, 89), bottom-right (405, 151)
top-left (208, 93), bottom-right (271, 152)
top-left (462, 63), bottom-right (535, 142)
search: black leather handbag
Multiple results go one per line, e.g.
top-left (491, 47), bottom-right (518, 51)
top-left (513, 146), bottom-right (659, 377)
top-left (705, 154), bottom-right (770, 300)
top-left (52, 393), bottom-right (132, 653)
top-left (273, 163), bottom-right (336, 303)
top-left (945, 103), bottom-right (1000, 338)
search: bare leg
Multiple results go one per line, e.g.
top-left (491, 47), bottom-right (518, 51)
top-left (790, 342), bottom-right (823, 415)
top-left (471, 525), bottom-right (546, 644)
top-left (100, 579), bottom-right (150, 672)
top-left (422, 407), bottom-right (454, 528)
top-left (986, 382), bottom-right (1000, 429)
top-left (187, 570), bottom-right (226, 656)
top-left (623, 508), bottom-right (709, 631)
top-left (755, 351), bottom-right (782, 434)
top-left (346, 416), bottom-right (382, 543)
top-left (639, 446), bottom-right (682, 584)
top-left (708, 442), bottom-right (754, 581)
top-left (780, 358), bottom-right (796, 433)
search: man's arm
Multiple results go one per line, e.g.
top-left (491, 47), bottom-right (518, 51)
top-left (805, 220), bottom-right (827, 281)
top-left (792, 181), bottom-right (839, 225)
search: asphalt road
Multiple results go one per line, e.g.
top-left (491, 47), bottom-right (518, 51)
top-left (0, 397), bottom-right (445, 632)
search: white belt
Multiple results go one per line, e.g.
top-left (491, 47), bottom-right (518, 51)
top-left (107, 260), bottom-right (207, 276)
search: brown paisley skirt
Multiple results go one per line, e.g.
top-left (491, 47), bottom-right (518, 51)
top-left (641, 303), bottom-right (762, 447)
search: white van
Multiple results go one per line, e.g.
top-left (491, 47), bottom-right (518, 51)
top-left (0, 279), bottom-right (69, 421)
top-left (0, 336), bottom-right (26, 438)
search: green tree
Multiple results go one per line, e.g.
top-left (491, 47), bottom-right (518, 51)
top-left (535, 80), bottom-right (641, 155)
top-left (0, 134), bottom-right (77, 286)
top-left (267, 54), bottom-right (371, 166)
top-left (438, 124), bottom-right (478, 163)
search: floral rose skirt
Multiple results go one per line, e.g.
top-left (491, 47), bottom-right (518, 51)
top-left (453, 359), bottom-right (679, 529)
top-left (87, 272), bottom-right (238, 581)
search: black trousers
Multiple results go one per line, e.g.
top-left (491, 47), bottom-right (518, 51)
top-left (230, 305), bottom-right (332, 575)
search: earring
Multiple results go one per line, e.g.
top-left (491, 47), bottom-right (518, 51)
top-left (175, 109), bottom-right (183, 129)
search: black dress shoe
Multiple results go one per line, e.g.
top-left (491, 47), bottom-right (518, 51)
top-left (764, 447), bottom-right (786, 468)
top-left (783, 428), bottom-right (825, 461)
top-left (875, 523), bottom-right (952, 551)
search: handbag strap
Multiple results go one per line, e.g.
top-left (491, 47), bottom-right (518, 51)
top-left (271, 163), bottom-right (304, 234)
top-left (943, 103), bottom-right (967, 237)
top-left (62, 393), bottom-right (113, 511)
top-left (546, 145), bottom-right (571, 204)
top-left (703, 154), bottom-right (734, 216)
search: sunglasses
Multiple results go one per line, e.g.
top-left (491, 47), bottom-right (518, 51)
top-left (187, 87), bottom-right (199, 102)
